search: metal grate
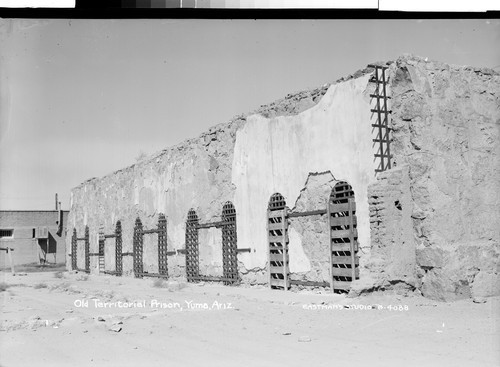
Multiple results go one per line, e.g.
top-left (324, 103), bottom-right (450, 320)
top-left (98, 230), bottom-right (105, 273)
top-left (268, 193), bottom-right (286, 211)
top-left (185, 209), bottom-right (199, 282)
top-left (369, 64), bottom-right (392, 174)
top-left (328, 182), bottom-right (359, 293)
top-left (84, 226), bottom-right (90, 273)
top-left (71, 228), bottom-right (77, 270)
top-left (115, 221), bottom-right (123, 275)
top-left (133, 217), bottom-right (144, 278)
top-left (267, 193), bottom-right (290, 291)
top-left (158, 213), bottom-right (168, 277)
top-left (222, 201), bottom-right (238, 285)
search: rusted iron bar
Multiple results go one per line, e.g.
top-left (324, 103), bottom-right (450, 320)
top-left (139, 273), bottom-right (169, 278)
top-left (140, 229), bottom-right (161, 235)
top-left (197, 221), bottom-right (224, 229)
top-left (288, 209), bottom-right (327, 218)
top-left (189, 275), bottom-right (239, 283)
top-left (289, 280), bottom-right (330, 288)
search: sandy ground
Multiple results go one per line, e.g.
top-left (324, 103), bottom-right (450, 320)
top-left (1, 271), bottom-right (499, 367)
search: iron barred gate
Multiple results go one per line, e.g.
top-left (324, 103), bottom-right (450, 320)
top-left (267, 182), bottom-right (360, 292)
top-left (115, 221), bottom-right (123, 275)
top-left (133, 218), bottom-right (144, 278)
top-left (222, 202), bottom-right (238, 285)
top-left (267, 193), bottom-right (290, 290)
top-left (328, 182), bottom-right (359, 292)
top-left (133, 214), bottom-right (169, 279)
top-left (71, 228), bottom-right (77, 270)
top-left (71, 226), bottom-right (89, 273)
top-left (98, 221), bottom-right (123, 276)
top-left (185, 209), bottom-right (200, 282)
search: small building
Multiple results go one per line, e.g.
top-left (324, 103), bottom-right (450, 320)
top-left (0, 210), bottom-right (69, 268)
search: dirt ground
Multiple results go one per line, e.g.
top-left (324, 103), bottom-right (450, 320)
top-left (1, 271), bottom-right (499, 367)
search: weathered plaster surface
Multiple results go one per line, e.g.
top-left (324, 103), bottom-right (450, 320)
top-left (232, 74), bottom-right (376, 270)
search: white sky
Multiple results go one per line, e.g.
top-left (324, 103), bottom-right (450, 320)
top-left (0, 19), bottom-right (499, 210)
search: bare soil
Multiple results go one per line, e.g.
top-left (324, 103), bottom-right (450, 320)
top-left (1, 271), bottom-right (498, 367)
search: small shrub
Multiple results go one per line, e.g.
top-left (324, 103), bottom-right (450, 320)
top-left (0, 282), bottom-right (10, 292)
top-left (34, 283), bottom-right (48, 289)
top-left (54, 271), bottom-right (65, 279)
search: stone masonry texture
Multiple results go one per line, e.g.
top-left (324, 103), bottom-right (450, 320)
top-left (359, 55), bottom-right (500, 301)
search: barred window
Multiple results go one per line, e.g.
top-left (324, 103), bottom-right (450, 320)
top-left (0, 229), bottom-right (14, 238)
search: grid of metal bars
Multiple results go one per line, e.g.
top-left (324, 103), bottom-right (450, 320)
top-left (328, 182), bottom-right (359, 293)
top-left (115, 221), bottom-right (123, 275)
top-left (369, 64), bottom-right (392, 173)
top-left (98, 230), bottom-right (105, 273)
top-left (71, 228), bottom-right (77, 270)
top-left (267, 193), bottom-right (290, 291)
top-left (100, 221), bottom-right (123, 276)
top-left (133, 215), bottom-right (168, 279)
top-left (84, 226), bottom-right (90, 272)
top-left (157, 213), bottom-right (168, 277)
top-left (185, 209), bottom-right (199, 282)
top-left (133, 217), bottom-right (144, 278)
top-left (71, 226), bottom-right (90, 273)
top-left (222, 201), bottom-right (238, 285)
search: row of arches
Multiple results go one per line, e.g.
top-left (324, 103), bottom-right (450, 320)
top-left (70, 201), bottom-right (239, 283)
top-left (70, 181), bottom-right (358, 292)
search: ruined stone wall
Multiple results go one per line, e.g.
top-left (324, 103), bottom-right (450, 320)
top-left (67, 70), bottom-right (379, 282)
top-left (68, 55), bottom-right (499, 301)
top-left (365, 165), bottom-right (416, 293)
top-left (364, 55), bottom-right (500, 301)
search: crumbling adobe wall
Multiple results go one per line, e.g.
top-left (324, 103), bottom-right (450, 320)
top-left (365, 165), bottom-right (416, 293)
top-left (363, 55), bottom-right (500, 301)
top-left (232, 74), bottom-right (377, 277)
top-left (67, 69), bottom-right (379, 282)
top-left (287, 171), bottom-right (337, 284)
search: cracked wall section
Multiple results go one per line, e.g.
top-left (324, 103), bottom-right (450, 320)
top-left (387, 55), bottom-right (500, 301)
top-left (366, 165), bottom-right (416, 294)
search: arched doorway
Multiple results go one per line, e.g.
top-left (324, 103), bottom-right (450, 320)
top-left (185, 209), bottom-right (199, 282)
top-left (328, 181), bottom-right (359, 292)
top-left (267, 193), bottom-right (290, 290)
top-left (222, 201), bottom-right (238, 284)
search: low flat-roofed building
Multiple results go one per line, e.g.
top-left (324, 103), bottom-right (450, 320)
top-left (0, 210), bottom-right (69, 268)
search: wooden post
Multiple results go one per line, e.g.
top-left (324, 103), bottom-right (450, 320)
top-left (327, 198), bottom-right (334, 293)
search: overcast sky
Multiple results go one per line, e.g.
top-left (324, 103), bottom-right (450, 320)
top-left (0, 18), bottom-right (499, 210)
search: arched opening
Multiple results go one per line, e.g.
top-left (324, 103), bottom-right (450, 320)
top-left (267, 193), bottom-right (290, 290)
top-left (328, 181), bottom-right (359, 293)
